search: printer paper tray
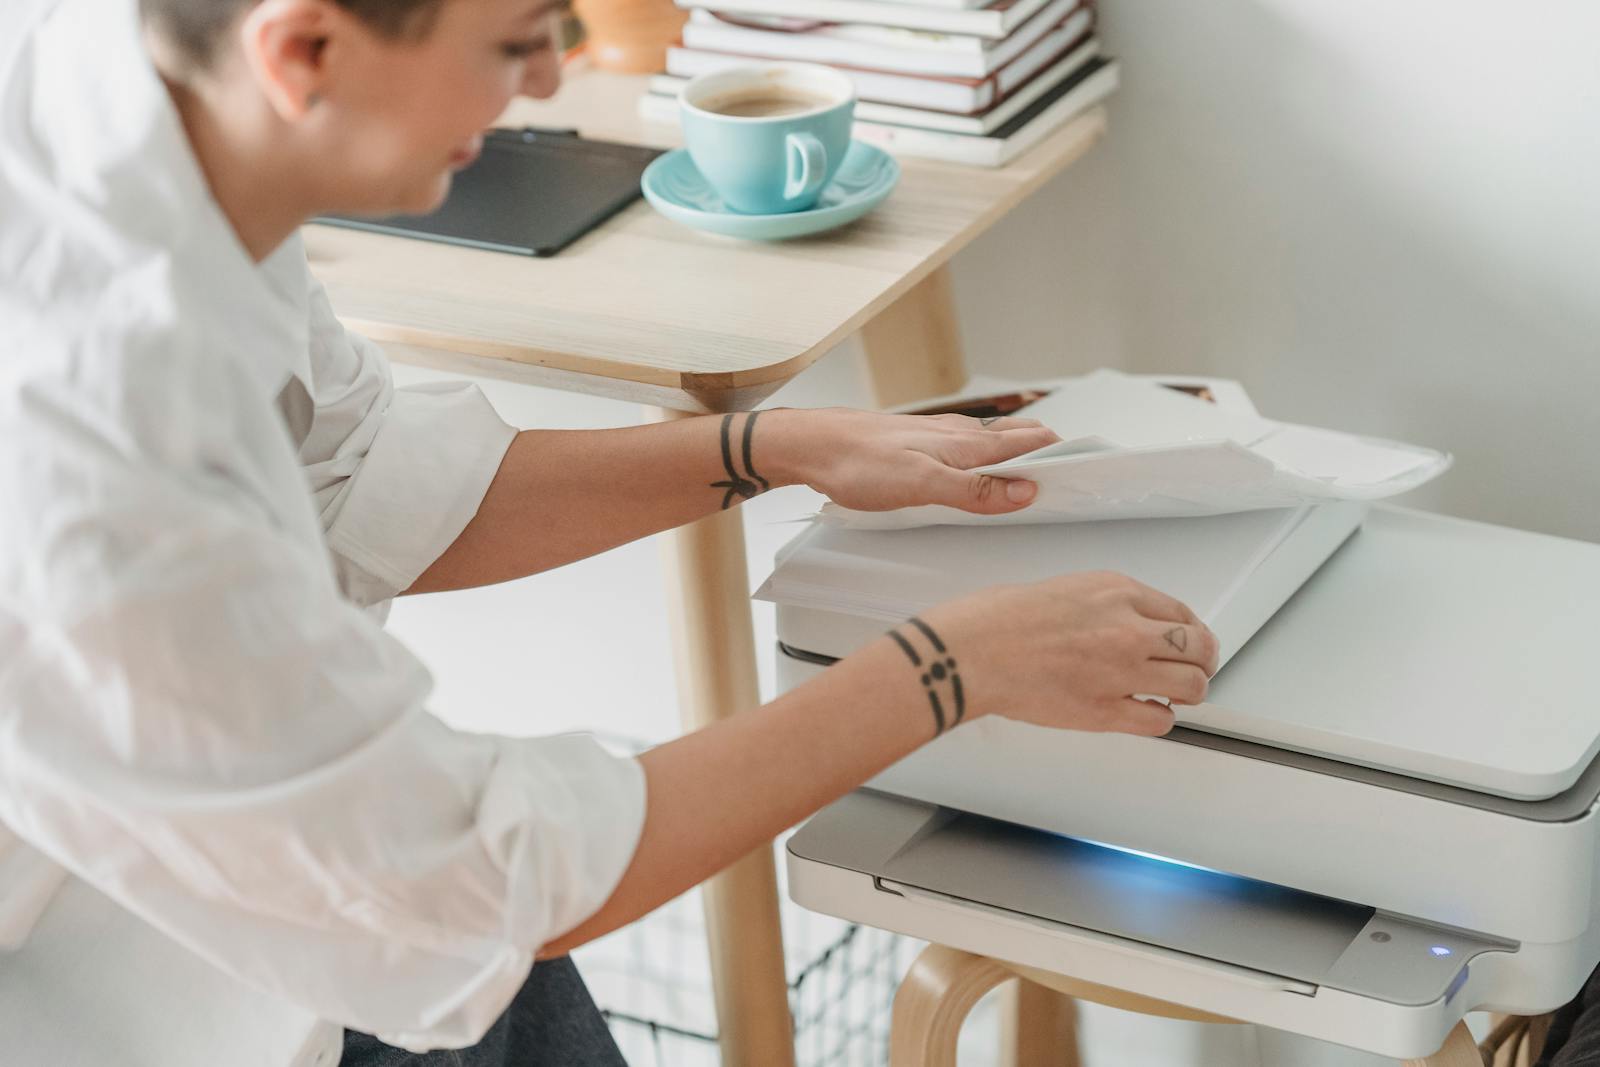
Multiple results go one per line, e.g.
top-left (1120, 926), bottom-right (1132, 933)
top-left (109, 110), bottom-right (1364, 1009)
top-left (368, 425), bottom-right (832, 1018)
top-left (876, 878), bottom-right (1318, 996)
top-left (875, 807), bottom-right (1373, 991)
top-left (788, 791), bottom-right (1508, 1011)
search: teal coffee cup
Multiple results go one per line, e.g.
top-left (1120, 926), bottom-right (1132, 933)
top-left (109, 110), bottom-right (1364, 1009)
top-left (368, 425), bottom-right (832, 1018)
top-left (680, 64), bottom-right (856, 215)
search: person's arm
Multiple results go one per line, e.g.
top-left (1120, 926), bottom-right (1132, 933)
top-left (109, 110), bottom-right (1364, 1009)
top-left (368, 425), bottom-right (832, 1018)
top-left (542, 569), bottom-right (1220, 956)
top-left (0, 438), bottom-right (647, 1050)
top-left (296, 259), bottom-right (1057, 599)
top-left (406, 408), bottom-right (1061, 595)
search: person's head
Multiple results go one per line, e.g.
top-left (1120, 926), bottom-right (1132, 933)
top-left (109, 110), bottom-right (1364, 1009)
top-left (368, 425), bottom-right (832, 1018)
top-left (141, 0), bottom-right (564, 216)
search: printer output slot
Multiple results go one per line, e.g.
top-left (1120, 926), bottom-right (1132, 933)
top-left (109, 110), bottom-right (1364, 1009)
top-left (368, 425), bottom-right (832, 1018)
top-left (876, 877), bottom-right (1319, 997)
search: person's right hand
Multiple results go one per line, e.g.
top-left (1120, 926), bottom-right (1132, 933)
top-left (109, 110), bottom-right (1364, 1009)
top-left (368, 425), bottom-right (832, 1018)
top-left (907, 572), bottom-right (1220, 737)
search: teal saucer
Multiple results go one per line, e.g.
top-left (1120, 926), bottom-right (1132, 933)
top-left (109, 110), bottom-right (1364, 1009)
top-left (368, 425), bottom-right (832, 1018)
top-left (641, 142), bottom-right (899, 240)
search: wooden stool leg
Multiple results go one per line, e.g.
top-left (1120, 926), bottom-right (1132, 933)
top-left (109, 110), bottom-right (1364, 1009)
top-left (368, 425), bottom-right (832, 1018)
top-left (999, 977), bottom-right (1082, 1067)
top-left (1484, 1013), bottom-right (1555, 1067)
top-left (892, 945), bottom-right (1020, 1067)
top-left (650, 407), bottom-right (796, 1067)
top-left (1403, 1020), bottom-right (1483, 1067)
top-left (860, 265), bottom-right (970, 409)
top-left (1526, 1013), bottom-right (1554, 1066)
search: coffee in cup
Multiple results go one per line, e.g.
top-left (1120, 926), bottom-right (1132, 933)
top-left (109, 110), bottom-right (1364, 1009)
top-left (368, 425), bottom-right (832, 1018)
top-left (700, 90), bottom-right (836, 119)
top-left (679, 64), bottom-right (856, 215)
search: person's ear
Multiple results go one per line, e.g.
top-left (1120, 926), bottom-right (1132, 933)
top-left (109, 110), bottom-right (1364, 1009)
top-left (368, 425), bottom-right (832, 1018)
top-left (238, 0), bottom-right (342, 121)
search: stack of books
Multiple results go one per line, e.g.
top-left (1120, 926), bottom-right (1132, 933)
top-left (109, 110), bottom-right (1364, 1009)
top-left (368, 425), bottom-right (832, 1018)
top-left (635, 0), bottom-right (1117, 167)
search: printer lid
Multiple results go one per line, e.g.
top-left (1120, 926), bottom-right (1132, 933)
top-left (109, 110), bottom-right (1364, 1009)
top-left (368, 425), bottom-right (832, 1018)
top-left (1191, 507), bottom-right (1600, 800)
top-left (764, 506), bottom-right (1600, 801)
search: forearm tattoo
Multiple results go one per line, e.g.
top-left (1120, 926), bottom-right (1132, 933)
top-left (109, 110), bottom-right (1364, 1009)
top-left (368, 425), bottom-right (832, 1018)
top-left (888, 616), bottom-right (966, 736)
top-left (710, 411), bottom-right (770, 510)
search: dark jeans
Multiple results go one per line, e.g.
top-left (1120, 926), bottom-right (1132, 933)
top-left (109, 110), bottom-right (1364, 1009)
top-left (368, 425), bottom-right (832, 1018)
top-left (341, 958), bottom-right (627, 1067)
top-left (1537, 964), bottom-right (1600, 1067)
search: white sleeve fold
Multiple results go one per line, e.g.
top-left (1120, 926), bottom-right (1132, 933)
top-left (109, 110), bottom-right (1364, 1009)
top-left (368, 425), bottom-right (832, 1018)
top-left (298, 279), bottom-right (517, 606)
top-left (322, 382), bottom-right (517, 605)
top-left (0, 454), bottom-right (645, 1050)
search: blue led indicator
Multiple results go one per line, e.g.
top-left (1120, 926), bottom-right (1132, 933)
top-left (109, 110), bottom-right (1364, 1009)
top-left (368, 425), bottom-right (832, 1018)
top-left (1430, 945), bottom-right (1453, 957)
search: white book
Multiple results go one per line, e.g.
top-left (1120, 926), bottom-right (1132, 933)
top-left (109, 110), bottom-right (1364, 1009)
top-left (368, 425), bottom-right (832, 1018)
top-left (680, 0), bottom-right (1053, 39)
top-left (665, 13), bottom-right (1093, 116)
top-left (863, 0), bottom-right (990, 10)
top-left (758, 503), bottom-right (1371, 674)
top-left (681, 0), bottom-right (1077, 77)
top-left (639, 56), bottom-right (1116, 167)
top-left (657, 34), bottom-right (1098, 132)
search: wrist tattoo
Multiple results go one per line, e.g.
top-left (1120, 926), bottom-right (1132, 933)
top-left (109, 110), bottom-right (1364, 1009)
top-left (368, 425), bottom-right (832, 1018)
top-left (710, 411), bottom-right (770, 510)
top-left (888, 616), bottom-right (966, 736)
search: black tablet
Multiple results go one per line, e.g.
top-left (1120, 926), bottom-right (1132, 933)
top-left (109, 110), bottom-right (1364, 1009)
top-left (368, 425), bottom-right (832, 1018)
top-left (315, 127), bottom-right (663, 257)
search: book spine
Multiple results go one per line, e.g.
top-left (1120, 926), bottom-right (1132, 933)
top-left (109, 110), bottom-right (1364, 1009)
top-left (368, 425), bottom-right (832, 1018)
top-left (677, 0), bottom-right (1016, 38)
top-left (680, 23), bottom-right (987, 77)
top-left (848, 121), bottom-right (1004, 165)
top-left (667, 48), bottom-right (987, 112)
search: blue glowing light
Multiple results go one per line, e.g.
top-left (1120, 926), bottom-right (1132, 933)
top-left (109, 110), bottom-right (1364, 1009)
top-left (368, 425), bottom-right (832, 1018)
top-left (1430, 946), bottom-right (1453, 957)
top-left (1077, 837), bottom-right (1223, 875)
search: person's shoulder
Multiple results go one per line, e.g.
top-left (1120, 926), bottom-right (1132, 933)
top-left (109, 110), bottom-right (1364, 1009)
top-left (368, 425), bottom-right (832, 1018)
top-left (0, 235), bottom-right (256, 472)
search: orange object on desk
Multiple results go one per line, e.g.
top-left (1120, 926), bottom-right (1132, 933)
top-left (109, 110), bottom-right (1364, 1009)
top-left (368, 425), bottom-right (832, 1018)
top-left (572, 0), bottom-right (687, 73)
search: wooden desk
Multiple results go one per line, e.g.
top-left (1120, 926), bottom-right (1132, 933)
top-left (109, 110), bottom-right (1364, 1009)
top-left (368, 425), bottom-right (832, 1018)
top-left (304, 66), bottom-right (1107, 1067)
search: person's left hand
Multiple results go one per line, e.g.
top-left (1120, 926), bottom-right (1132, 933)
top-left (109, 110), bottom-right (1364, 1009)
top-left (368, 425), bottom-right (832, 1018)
top-left (763, 407), bottom-right (1062, 516)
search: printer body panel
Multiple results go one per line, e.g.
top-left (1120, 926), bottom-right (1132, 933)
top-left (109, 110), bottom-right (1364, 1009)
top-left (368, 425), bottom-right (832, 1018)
top-left (769, 506), bottom-right (1600, 801)
top-left (778, 649), bottom-right (1600, 946)
top-left (786, 790), bottom-right (1598, 1057)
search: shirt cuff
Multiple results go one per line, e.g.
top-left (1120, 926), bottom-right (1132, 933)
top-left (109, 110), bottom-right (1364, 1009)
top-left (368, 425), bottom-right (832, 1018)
top-left (480, 735), bottom-right (648, 949)
top-left (324, 383), bottom-right (517, 605)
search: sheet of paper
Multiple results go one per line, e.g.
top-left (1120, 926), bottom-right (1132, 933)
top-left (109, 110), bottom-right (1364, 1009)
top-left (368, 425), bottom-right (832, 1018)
top-left (1000, 368), bottom-right (1276, 448)
top-left (1251, 425), bottom-right (1437, 486)
top-left (821, 370), bottom-right (1451, 530)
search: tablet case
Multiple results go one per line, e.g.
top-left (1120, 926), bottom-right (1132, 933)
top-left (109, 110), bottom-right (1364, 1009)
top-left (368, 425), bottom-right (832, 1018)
top-left (315, 128), bottom-right (663, 257)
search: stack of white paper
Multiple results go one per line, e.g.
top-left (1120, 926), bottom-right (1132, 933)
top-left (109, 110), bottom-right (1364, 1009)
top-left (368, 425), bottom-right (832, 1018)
top-left (822, 370), bottom-right (1451, 530)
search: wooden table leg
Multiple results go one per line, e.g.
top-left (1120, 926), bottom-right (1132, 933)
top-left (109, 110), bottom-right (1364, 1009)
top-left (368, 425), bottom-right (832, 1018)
top-left (649, 408), bottom-right (795, 1067)
top-left (860, 265), bottom-right (970, 409)
top-left (1402, 1020), bottom-right (1483, 1067)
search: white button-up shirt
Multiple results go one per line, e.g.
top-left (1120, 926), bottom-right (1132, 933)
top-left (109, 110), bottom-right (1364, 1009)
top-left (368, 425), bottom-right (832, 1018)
top-left (0, 0), bottom-right (647, 1060)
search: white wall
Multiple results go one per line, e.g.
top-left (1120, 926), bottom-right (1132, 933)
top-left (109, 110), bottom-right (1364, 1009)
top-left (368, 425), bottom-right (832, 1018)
top-left (948, 0), bottom-right (1600, 541)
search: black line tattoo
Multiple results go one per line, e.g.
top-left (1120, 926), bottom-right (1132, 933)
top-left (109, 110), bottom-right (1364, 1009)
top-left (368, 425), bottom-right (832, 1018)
top-left (710, 411), bottom-right (769, 509)
top-left (1164, 626), bottom-right (1188, 652)
top-left (740, 410), bottom-right (770, 494)
top-left (908, 616), bottom-right (947, 653)
top-left (887, 630), bottom-right (922, 667)
top-left (979, 416), bottom-right (1002, 426)
top-left (888, 617), bottom-right (966, 734)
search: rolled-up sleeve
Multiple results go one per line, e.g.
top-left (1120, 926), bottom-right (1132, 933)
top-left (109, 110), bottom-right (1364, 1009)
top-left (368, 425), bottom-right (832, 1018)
top-left (0, 425), bottom-right (645, 1050)
top-left (297, 280), bottom-right (517, 606)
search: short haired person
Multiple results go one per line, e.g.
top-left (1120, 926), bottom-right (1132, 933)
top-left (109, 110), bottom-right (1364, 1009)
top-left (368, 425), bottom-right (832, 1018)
top-left (0, 1), bottom-right (1219, 1063)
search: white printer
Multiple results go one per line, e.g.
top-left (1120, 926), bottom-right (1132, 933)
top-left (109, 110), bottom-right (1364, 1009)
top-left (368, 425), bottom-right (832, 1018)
top-left (767, 474), bottom-right (1600, 1056)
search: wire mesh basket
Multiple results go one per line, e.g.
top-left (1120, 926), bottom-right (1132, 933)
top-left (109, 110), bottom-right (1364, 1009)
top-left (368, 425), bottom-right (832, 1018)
top-left (573, 839), bottom-right (918, 1067)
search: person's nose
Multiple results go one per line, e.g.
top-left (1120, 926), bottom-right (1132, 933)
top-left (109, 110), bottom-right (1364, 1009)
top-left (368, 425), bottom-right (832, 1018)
top-left (520, 54), bottom-right (561, 100)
